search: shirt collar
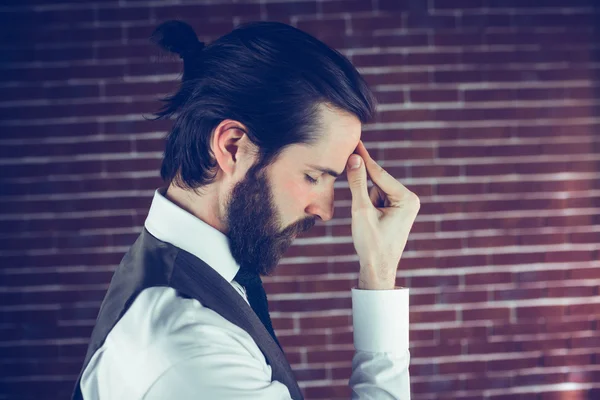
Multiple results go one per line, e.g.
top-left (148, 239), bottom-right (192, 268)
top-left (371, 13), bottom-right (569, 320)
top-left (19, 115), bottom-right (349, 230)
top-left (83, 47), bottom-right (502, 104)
top-left (144, 187), bottom-right (240, 283)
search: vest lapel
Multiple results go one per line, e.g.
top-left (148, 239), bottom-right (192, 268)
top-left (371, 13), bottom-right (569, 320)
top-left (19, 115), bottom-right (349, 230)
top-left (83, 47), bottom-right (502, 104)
top-left (170, 250), bottom-right (304, 399)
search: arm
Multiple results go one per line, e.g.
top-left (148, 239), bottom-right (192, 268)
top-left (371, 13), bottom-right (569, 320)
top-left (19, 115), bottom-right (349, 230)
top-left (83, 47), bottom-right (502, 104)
top-left (142, 335), bottom-right (293, 399)
top-left (350, 287), bottom-right (411, 399)
top-left (143, 287), bottom-right (410, 400)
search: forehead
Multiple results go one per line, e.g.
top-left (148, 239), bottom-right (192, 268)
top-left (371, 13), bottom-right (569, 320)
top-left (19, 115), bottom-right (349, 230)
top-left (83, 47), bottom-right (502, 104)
top-left (283, 105), bottom-right (362, 167)
top-left (317, 104), bottom-right (362, 150)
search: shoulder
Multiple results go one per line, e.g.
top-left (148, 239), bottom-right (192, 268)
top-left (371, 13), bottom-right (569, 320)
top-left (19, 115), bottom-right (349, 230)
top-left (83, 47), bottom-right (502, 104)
top-left (118, 286), bottom-right (265, 360)
top-left (81, 287), bottom-right (268, 399)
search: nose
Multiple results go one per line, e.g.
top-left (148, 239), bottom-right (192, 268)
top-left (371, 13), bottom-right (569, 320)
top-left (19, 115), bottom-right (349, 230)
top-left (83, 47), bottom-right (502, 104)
top-left (305, 190), bottom-right (334, 222)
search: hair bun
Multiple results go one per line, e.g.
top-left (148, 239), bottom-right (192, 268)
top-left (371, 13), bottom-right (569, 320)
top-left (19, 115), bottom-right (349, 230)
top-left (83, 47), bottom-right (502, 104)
top-left (150, 20), bottom-right (204, 59)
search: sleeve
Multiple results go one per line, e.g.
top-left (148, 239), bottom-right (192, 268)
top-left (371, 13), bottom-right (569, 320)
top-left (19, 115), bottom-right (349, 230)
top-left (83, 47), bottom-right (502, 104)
top-left (142, 319), bottom-right (294, 400)
top-left (142, 345), bottom-right (293, 400)
top-left (143, 287), bottom-right (410, 400)
top-left (349, 287), bottom-right (411, 399)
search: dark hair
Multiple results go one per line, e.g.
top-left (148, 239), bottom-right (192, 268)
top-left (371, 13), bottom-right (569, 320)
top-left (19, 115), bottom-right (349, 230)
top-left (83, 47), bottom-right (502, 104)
top-left (149, 20), bottom-right (377, 189)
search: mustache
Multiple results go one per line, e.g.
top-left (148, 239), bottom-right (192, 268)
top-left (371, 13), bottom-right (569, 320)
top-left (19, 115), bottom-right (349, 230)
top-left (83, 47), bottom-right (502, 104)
top-left (294, 217), bottom-right (316, 234)
top-left (282, 217), bottom-right (316, 236)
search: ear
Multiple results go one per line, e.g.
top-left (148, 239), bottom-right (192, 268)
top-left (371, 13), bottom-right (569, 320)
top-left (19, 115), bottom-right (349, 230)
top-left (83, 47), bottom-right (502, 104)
top-left (211, 119), bottom-right (255, 179)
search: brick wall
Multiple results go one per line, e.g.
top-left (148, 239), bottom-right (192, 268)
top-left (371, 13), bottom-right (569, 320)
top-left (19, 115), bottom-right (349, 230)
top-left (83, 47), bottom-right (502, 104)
top-left (1, 1), bottom-right (600, 399)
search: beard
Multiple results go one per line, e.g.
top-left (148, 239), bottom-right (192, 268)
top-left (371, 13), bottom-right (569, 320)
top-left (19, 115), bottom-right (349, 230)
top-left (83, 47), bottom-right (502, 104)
top-left (225, 164), bottom-right (316, 277)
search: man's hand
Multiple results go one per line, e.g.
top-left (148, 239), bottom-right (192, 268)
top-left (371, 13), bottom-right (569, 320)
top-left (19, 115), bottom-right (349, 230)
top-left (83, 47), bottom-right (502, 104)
top-left (346, 140), bottom-right (421, 290)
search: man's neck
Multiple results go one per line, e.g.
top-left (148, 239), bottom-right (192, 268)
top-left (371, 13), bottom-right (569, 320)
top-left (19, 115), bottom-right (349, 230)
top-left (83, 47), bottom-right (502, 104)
top-left (164, 183), bottom-right (227, 235)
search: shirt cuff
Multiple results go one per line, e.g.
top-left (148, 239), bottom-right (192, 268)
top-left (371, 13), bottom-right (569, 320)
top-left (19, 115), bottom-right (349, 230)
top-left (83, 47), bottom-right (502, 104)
top-left (351, 286), bottom-right (409, 354)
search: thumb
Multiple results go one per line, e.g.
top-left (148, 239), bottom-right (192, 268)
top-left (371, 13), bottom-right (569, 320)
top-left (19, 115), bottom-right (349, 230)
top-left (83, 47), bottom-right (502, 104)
top-left (346, 154), bottom-right (371, 210)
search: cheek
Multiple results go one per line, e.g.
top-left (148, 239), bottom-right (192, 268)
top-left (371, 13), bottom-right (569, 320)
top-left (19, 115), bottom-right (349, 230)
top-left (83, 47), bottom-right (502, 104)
top-left (279, 179), bottom-right (307, 212)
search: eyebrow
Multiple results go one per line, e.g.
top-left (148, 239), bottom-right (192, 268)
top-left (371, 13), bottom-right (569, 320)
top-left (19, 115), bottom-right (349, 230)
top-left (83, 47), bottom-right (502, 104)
top-left (307, 164), bottom-right (342, 178)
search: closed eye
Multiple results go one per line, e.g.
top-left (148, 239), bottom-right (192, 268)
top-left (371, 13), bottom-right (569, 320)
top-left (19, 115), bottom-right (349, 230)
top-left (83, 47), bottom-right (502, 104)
top-left (305, 174), bottom-right (318, 185)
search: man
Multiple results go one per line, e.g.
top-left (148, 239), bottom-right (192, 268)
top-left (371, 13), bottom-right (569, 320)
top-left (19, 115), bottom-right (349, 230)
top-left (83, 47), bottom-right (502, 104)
top-left (72, 20), bottom-right (420, 399)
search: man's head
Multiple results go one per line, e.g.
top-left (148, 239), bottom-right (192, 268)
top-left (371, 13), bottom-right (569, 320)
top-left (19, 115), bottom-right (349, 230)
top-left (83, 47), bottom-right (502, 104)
top-left (218, 104), bottom-right (361, 276)
top-left (150, 20), bottom-right (375, 276)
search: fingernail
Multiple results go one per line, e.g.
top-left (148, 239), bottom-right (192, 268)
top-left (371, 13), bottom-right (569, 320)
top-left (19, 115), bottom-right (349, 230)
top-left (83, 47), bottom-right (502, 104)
top-left (348, 155), bottom-right (361, 169)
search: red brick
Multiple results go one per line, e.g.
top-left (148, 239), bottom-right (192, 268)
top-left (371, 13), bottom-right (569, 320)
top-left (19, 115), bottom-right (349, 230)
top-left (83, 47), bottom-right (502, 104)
top-left (263, 280), bottom-right (302, 294)
top-left (487, 355), bottom-right (540, 371)
top-left (491, 321), bottom-right (543, 336)
top-left (466, 234), bottom-right (519, 248)
top-left (434, 69), bottom-right (483, 83)
top-left (411, 164), bottom-right (461, 178)
top-left (306, 348), bottom-right (353, 363)
top-left (376, 108), bottom-right (434, 123)
top-left (513, 371), bottom-right (568, 387)
top-left (464, 88), bottom-right (517, 102)
top-left (410, 328), bottom-right (436, 341)
top-left (270, 296), bottom-right (352, 312)
top-left (265, 1), bottom-right (318, 16)
top-left (545, 250), bottom-right (597, 263)
top-left (270, 316), bottom-right (295, 331)
top-left (2, 83), bottom-right (100, 101)
top-left (373, 89), bottom-right (405, 104)
top-left (411, 309), bottom-right (457, 324)
top-left (437, 182), bottom-right (486, 196)
top-left (465, 272), bottom-right (513, 286)
top-left (516, 305), bottom-right (567, 320)
top-left (411, 293), bottom-right (437, 306)
top-left (285, 241), bottom-right (355, 258)
top-left (570, 335), bottom-right (600, 349)
top-left (546, 285), bottom-right (596, 298)
top-left (512, 12), bottom-right (594, 28)
top-left (468, 338), bottom-right (521, 354)
top-left (439, 360), bottom-right (486, 374)
top-left (517, 269), bottom-right (568, 283)
top-left (351, 14), bottom-right (403, 32)
top-left (539, 389), bottom-right (595, 400)
top-left (381, 145), bottom-right (434, 160)
top-left (492, 287), bottom-right (546, 301)
top-left (410, 274), bottom-right (460, 288)
top-left (568, 267), bottom-right (600, 279)
top-left (97, 6), bottom-right (151, 21)
top-left (439, 325), bottom-right (487, 341)
top-left (411, 343), bottom-right (462, 358)
top-left (519, 337), bottom-right (570, 351)
top-left (298, 314), bottom-right (350, 330)
top-left (364, 70), bottom-right (429, 86)
top-left (411, 237), bottom-right (461, 252)
top-left (462, 13), bottom-right (512, 28)
top-left (278, 332), bottom-right (327, 347)
top-left (295, 17), bottom-right (346, 37)
top-left (567, 302), bottom-right (600, 316)
top-left (410, 88), bottom-right (459, 102)
top-left (439, 289), bottom-right (488, 304)
top-left (304, 383), bottom-right (350, 399)
top-left (433, 0), bottom-right (483, 9)
top-left (155, 3), bottom-right (261, 19)
top-left (370, 33), bottom-right (429, 47)
top-left (545, 319), bottom-right (592, 334)
top-left (433, 32), bottom-right (485, 46)
top-left (463, 307), bottom-right (511, 322)
top-left (377, 0), bottom-right (409, 11)
top-left (491, 251), bottom-right (545, 265)
top-left (542, 353), bottom-right (592, 367)
top-left (406, 13), bottom-right (457, 29)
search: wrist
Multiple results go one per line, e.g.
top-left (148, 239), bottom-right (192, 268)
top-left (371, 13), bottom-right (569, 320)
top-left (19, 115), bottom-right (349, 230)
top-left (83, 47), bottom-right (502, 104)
top-left (358, 267), bottom-right (395, 290)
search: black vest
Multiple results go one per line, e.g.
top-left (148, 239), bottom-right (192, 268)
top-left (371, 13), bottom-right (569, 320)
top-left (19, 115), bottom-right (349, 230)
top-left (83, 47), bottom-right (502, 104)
top-left (71, 228), bottom-right (304, 400)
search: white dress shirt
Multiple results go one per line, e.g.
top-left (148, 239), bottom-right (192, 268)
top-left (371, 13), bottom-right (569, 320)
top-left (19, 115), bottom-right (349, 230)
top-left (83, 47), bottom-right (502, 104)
top-left (80, 188), bottom-right (411, 399)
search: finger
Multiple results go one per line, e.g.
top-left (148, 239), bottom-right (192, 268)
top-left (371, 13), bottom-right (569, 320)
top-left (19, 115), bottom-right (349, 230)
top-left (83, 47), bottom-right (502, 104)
top-left (346, 154), bottom-right (372, 210)
top-left (354, 140), bottom-right (412, 202)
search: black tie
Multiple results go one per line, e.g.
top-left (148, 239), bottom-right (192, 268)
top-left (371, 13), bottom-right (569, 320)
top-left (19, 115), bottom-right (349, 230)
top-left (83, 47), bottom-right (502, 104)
top-left (234, 268), bottom-right (282, 350)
